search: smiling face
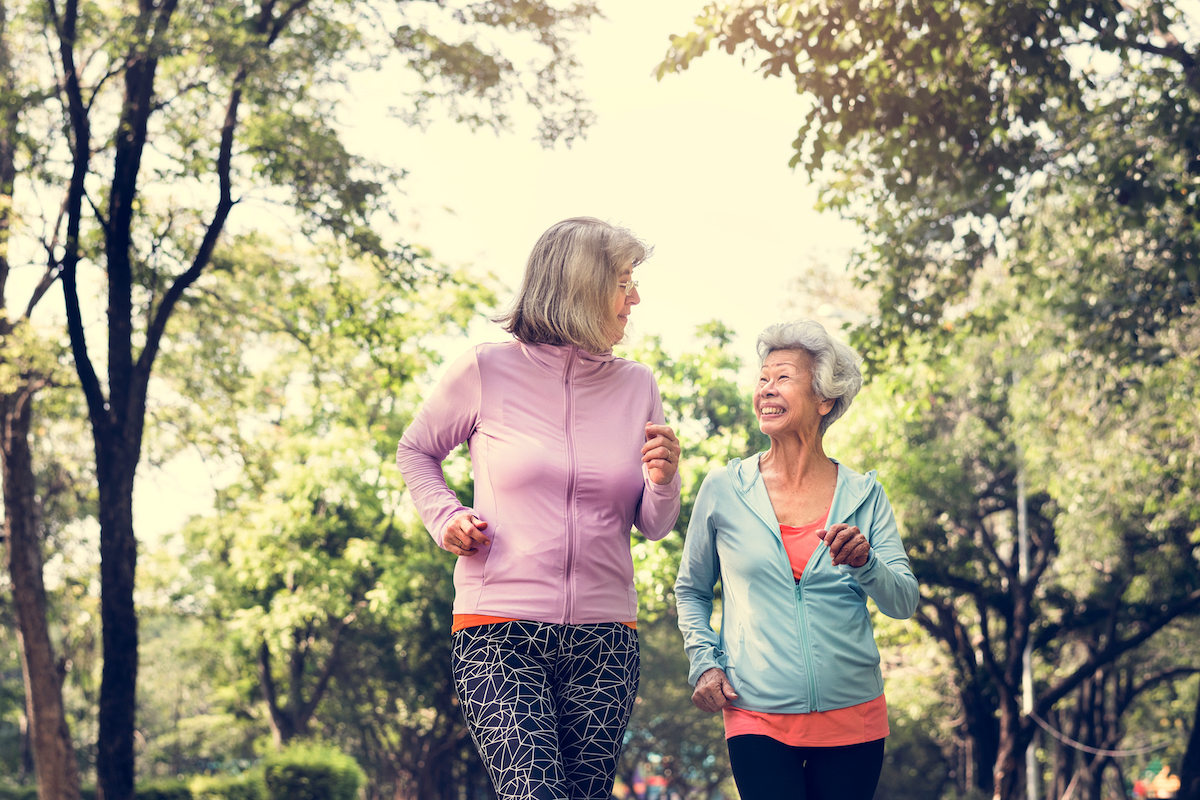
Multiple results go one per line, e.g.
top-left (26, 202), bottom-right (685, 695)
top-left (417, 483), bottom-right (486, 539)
top-left (609, 261), bottom-right (640, 344)
top-left (754, 349), bottom-right (836, 438)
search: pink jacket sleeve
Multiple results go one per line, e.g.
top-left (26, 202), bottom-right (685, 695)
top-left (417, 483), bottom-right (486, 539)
top-left (634, 374), bottom-right (682, 541)
top-left (395, 348), bottom-right (481, 549)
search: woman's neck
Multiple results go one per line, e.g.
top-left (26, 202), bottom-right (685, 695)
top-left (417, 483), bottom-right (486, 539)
top-left (760, 433), bottom-right (836, 488)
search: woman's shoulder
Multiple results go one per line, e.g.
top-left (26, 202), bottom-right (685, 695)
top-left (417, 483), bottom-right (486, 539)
top-left (831, 459), bottom-right (892, 513)
top-left (609, 353), bottom-right (654, 376)
top-left (696, 458), bottom-right (746, 493)
top-left (831, 458), bottom-right (881, 485)
top-left (472, 339), bottom-right (521, 357)
top-left (601, 355), bottom-right (662, 396)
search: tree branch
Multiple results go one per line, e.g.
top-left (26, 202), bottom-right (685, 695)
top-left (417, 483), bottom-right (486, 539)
top-left (134, 66), bottom-right (244, 390)
top-left (268, 0), bottom-right (310, 42)
top-left (47, 0), bottom-right (107, 431)
top-left (1037, 588), bottom-right (1200, 715)
top-left (257, 639), bottom-right (284, 723)
top-left (22, 262), bottom-right (61, 320)
top-left (297, 614), bottom-right (351, 721)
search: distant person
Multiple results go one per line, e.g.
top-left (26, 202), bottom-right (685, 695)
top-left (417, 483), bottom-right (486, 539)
top-left (675, 319), bottom-right (918, 800)
top-left (397, 217), bottom-right (682, 800)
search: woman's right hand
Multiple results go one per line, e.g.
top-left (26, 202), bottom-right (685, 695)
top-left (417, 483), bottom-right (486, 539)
top-left (692, 668), bottom-right (738, 713)
top-left (442, 513), bottom-right (490, 556)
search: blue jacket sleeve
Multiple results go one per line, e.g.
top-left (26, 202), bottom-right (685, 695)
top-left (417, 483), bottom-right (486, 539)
top-left (840, 484), bottom-right (919, 619)
top-left (673, 470), bottom-right (727, 685)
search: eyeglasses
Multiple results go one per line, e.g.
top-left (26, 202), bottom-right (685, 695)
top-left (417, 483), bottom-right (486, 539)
top-left (617, 280), bottom-right (638, 296)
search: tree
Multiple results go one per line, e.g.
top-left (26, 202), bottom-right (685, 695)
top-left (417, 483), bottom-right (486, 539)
top-left (152, 235), bottom-right (490, 796)
top-left (657, 0), bottom-right (1199, 366)
top-left (829, 308), bottom-right (1200, 800)
top-left (661, 5), bottom-right (1200, 798)
top-left (1181, 679), bottom-right (1200, 800)
top-left (0, 0), bottom-right (85, 794)
top-left (25, 1), bottom-right (600, 796)
top-left (0, 328), bottom-right (81, 800)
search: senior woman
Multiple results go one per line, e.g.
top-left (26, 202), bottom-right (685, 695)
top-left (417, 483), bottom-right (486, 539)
top-left (675, 319), bottom-right (918, 800)
top-left (397, 217), bottom-right (682, 800)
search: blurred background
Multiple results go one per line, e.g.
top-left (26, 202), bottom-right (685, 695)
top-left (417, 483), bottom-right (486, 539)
top-left (1, 0), bottom-right (1197, 799)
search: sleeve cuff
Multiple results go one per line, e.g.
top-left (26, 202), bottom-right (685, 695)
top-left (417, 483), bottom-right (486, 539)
top-left (837, 550), bottom-right (878, 577)
top-left (688, 654), bottom-right (727, 686)
top-left (644, 469), bottom-right (682, 496)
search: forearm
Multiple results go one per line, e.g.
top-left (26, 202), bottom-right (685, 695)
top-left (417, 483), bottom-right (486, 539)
top-left (634, 468), bottom-right (681, 540)
top-left (675, 592), bottom-right (727, 684)
top-left (845, 553), bottom-right (919, 618)
top-left (396, 441), bottom-right (471, 547)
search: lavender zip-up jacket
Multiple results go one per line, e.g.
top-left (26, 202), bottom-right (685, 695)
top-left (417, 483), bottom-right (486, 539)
top-left (396, 340), bottom-right (682, 624)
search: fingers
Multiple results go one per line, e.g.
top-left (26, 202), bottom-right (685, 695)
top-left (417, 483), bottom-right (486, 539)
top-left (643, 422), bottom-right (681, 485)
top-left (819, 523), bottom-right (870, 567)
top-left (691, 668), bottom-right (738, 713)
top-left (442, 513), bottom-right (490, 557)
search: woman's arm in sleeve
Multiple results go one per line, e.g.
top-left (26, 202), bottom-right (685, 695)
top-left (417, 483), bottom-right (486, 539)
top-left (634, 372), bottom-right (681, 540)
top-left (674, 472), bottom-right (727, 685)
top-left (395, 348), bottom-right (481, 549)
top-left (842, 485), bottom-right (920, 619)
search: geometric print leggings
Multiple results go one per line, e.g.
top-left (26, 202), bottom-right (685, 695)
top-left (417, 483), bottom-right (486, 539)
top-left (451, 620), bottom-right (640, 800)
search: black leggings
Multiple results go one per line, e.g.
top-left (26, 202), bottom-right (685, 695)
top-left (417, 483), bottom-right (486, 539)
top-left (452, 620), bottom-right (640, 800)
top-left (727, 734), bottom-right (886, 800)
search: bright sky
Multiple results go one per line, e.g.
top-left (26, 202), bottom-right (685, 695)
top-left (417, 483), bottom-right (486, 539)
top-left (132, 0), bottom-right (863, 538)
top-left (343, 0), bottom-right (862, 357)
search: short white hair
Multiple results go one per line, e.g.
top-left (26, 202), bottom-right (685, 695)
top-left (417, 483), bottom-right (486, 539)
top-left (757, 320), bottom-right (863, 435)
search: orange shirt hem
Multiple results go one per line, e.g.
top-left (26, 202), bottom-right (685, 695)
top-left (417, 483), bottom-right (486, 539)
top-left (452, 614), bottom-right (637, 633)
top-left (723, 694), bottom-right (890, 746)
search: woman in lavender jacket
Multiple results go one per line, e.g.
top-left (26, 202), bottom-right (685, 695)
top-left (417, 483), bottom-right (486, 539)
top-left (396, 217), bottom-right (682, 800)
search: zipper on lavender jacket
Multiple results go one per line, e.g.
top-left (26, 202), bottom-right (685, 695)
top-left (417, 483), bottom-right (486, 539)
top-left (561, 349), bottom-right (579, 623)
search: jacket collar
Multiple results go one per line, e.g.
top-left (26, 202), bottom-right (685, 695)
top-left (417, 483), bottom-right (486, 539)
top-left (517, 340), bottom-right (616, 369)
top-left (728, 452), bottom-right (877, 530)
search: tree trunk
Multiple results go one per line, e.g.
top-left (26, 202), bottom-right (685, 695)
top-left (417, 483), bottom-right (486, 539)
top-left (95, 453), bottom-right (139, 800)
top-left (1179, 683), bottom-right (1200, 800)
top-left (2, 385), bottom-right (83, 800)
top-left (258, 638), bottom-right (308, 745)
top-left (992, 700), bottom-right (1022, 800)
top-left (960, 681), bottom-right (1001, 795)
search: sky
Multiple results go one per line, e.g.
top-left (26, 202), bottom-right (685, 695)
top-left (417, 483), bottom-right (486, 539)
top-left (131, 0), bottom-right (864, 538)
top-left (340, 0), bottom-right (863, 357)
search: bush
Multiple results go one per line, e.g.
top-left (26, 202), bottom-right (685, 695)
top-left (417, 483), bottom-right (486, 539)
top-left (190, 773), bottom-right (265, 800)
top-left (137, 780), bottom-right (193, 800)
top-left (0, 787), bottom-right (37, 800)
top-left (16, 784), bottom-right (188, 800)
top-left (261, 743), bottom-right (364, 800)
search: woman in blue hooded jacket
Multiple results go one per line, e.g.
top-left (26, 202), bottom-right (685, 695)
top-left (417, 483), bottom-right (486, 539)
top-left (675, 319), bottom-right (919, 800)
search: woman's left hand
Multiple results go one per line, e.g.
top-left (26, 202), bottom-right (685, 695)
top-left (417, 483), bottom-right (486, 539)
top-left (642, 422), bottom-right (681, 485)
top-left (819, 523), bottom-right (871, 567)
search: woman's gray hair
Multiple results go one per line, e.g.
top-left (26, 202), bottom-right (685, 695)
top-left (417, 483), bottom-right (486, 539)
top-left (757, 319), bottom-right (864, 435)
top-left (495, 217), bottom-right (651, 354)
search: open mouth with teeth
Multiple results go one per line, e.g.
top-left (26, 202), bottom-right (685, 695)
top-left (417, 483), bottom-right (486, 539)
top-left (759, 406), bottom-right (786, 416)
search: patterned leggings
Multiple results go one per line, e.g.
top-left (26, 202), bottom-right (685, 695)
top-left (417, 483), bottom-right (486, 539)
top-left (451, 620), bottom-right (640, 800)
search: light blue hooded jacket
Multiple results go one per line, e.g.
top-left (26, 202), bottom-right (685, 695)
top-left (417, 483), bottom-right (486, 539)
top-left (675, 454), bottom-right (919, 714)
